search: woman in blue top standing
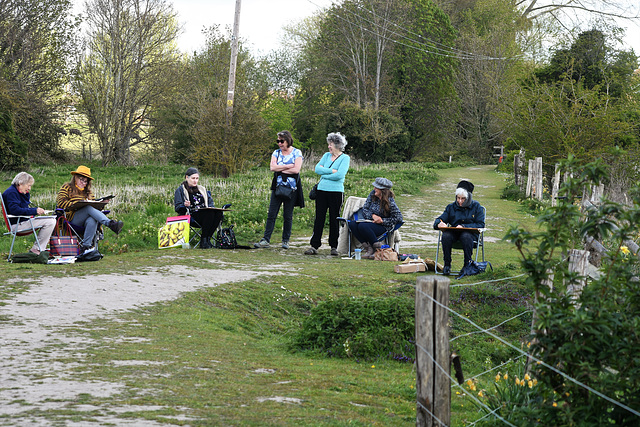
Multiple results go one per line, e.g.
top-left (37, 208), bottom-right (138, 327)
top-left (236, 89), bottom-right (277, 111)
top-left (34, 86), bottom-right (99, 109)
top-left (304, 132), bottom-right (350, 256)
top-left (254, 130), bottom-right (304, 249)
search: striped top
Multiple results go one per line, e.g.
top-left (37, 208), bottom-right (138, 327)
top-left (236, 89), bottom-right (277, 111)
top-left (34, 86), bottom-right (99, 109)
top-left (56, 183), bottom-right (93, 223)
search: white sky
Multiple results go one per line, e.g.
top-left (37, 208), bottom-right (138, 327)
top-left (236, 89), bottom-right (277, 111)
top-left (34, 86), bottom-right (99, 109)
top-left (73, 0), bottom-right (640, 60)
top-left (173, 0), bottom-right (334, 55)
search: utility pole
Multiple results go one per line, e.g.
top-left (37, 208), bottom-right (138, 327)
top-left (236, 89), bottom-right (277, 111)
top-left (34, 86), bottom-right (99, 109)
top-left (226, 0), bottom-right (241, 125)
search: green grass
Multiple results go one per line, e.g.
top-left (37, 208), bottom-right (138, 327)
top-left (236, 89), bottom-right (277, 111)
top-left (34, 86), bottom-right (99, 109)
top-left (0, 161), bottom-right (539, 425)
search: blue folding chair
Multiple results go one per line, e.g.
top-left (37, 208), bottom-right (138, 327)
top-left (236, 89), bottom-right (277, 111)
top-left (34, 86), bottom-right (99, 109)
top-left (337, 207), bottom-right (403, 257)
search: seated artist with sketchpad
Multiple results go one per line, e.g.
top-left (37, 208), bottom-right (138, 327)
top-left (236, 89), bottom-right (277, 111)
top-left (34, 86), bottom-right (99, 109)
top-left (174, 167), bottom-right (223, 249)
top-left (433, 180), bottom-right (485, 276)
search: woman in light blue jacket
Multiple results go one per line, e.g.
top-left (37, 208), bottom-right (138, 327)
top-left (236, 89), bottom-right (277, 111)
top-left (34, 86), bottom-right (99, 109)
top-left (304, 132), bottom-right (350, 255)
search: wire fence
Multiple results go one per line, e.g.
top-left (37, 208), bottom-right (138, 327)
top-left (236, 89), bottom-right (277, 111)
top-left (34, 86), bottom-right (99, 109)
top-left (413, 274), bottom-right (640, 426)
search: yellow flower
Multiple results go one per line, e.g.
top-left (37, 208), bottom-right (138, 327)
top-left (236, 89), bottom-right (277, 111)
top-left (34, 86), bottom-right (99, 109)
top-left (371, 365), bottom-right (375, 368)
top-left (478, 391), bottom-right (484, 398)
top-left (520, 379), bottom-right (526, 387)
top-left (503, 373), bottom-right (508, 380)
top-left (466, 379), bottom-right (474, 387)
top-left (524, 374), bottom-right (531, 381)
top-left (553, 402), bottom-right (558, 407)
top-left (533, 379), bottom-right (538, 386)
top-left (515, 377), bottom-right (520, 385)
top-left (528, 380), bottom-right (533, 388)
top-left (495, 374), bottom-right (501, 382)
top-left (470, 384), bottom-right (477, 391)
top-left (621, 245), bottom-right (630, 255)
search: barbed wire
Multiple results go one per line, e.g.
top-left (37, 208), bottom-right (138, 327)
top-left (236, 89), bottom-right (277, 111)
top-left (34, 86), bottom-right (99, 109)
top-left (414, 284), bottom-right (640, 419)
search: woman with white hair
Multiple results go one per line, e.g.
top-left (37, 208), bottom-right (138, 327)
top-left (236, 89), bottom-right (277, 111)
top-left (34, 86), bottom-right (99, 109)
top-left (305, 132), bottom-right (351, 255)
top-left (433, 180), bottom-right (485, 275)
top-left (2, 172), bottom-right (56, 255)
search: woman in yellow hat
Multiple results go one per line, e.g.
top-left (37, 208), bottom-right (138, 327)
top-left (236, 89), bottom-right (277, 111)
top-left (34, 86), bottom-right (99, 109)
top-left (56, 165), bottom-right (124, 254)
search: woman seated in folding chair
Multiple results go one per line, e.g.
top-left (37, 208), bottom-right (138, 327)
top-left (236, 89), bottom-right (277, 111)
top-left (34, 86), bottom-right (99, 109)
top-left (348, 177), bottom-right (403, 259)
top-left (56, 166), bottom-right (124, 255)
top-left (433, 180), bottom-right (485, 276)
top-left (174, 167), bottom-right (222, 249)
top-left (2, 172), bottom-right (56, 255)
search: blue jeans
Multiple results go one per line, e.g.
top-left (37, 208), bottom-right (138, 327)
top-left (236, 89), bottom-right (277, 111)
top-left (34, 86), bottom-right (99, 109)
top-left (263, 191), bottom-right (295, 243)
top-left (71, 206), bottom-right (110, 247)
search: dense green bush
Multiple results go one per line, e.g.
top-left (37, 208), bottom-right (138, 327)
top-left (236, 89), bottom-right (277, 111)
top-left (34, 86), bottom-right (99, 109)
top-left (292, 296), bottom-right (415, 362)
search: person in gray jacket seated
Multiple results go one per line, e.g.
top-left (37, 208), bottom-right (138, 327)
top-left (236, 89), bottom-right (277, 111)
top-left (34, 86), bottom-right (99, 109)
top-left (174, 167), bottom-right (221, 249)
top-left (433, 180), bottom-right (485, 275)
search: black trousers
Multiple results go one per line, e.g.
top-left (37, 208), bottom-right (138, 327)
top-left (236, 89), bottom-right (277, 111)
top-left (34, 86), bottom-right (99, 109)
top-left (310, 190), bottom-right (344, 249)
top-left (441, 229), bottom-right (475, 267)
top-left (191, 209), bottom-right (223, 239)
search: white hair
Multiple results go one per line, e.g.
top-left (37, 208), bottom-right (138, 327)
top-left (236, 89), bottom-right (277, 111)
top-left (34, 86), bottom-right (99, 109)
top-left (327, 132), bottom-right (347, 151)
top-left (11, 172), bottom-right (34, 187)
top-left (455, 187), bottom-right (468, 199)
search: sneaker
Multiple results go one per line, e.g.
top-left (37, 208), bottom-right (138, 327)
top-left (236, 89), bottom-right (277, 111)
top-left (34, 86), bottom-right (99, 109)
top-left (253, 238), bottom-right (270, 248)
top-left (304, 247), bottom-right (318, 255)
top-left (330, 247), bottom-right (339, 256)
top-left (281, 241), bottom-right (290, 249)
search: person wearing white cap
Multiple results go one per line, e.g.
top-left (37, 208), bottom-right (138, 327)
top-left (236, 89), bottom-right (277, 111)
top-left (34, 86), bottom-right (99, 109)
top-left (433, 180), bottom-right (485, 275)
top-left (347, 177), bottom-right (403, 259)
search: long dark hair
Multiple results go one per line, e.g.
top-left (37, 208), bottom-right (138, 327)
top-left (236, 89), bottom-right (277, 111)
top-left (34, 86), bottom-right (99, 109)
top-left (375, 188), bottom-right (395, 216)
top-left (67, 176), bottom-right (92, 198)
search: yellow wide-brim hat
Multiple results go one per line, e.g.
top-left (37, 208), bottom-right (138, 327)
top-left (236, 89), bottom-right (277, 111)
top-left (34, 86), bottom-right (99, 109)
top-left (70, 165), bottom-right (93, 180)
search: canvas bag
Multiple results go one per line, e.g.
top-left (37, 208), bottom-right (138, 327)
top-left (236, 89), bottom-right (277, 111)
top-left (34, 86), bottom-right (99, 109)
top-left (374, 247), bottom-right (398, 261)
top-left (50, 217), bottom-right (79, 257)
top-left (158, 215), bottom-right (190, 248)
top-left (11, 251), bottom-right (49, 264)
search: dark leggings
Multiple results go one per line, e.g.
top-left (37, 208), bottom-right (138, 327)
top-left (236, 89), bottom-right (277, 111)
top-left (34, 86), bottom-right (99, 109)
top-left (441, 229), bottom-right (475, 267)
top-left (310, 190), bottom-right (344, 249)
top-left (348, 221), bottom-right (387, 245)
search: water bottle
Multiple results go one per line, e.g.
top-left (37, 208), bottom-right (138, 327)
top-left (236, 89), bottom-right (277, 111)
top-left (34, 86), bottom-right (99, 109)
top-left (354, 248), bottom-right (362, 260)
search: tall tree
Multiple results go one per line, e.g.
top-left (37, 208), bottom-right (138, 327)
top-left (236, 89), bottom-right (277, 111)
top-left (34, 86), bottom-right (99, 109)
top-left (0, 0), bottom-right (79, 163)
top-left (154, 26), bottom-right (271, 176)
top-left (74, 0), bottom-right (181, 165)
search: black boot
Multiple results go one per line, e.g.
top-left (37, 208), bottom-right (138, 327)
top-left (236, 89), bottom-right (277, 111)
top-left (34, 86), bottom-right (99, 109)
top-left (108, 220), bottom-right (124, 234)
top-left (199, 237), bottom-right (213, 249)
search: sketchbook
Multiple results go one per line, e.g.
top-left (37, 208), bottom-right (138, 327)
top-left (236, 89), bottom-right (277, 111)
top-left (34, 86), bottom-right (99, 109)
top-left (67, 195), bottom-right (114, 211)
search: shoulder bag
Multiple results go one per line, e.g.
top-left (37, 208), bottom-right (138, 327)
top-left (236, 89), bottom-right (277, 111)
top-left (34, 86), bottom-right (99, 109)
top-left (50, 217), bottom-right (79, 257)
top-left (309, 154), bottom-right (342, 201)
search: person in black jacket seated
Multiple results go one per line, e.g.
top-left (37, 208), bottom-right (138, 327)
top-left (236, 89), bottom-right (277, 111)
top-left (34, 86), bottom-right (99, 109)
top-left (174, 167), bottom-right (222, 249)
top-left (433, 180), bottom-right (485, 275)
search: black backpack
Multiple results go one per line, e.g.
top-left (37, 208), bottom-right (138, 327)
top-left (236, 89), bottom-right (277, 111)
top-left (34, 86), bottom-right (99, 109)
top-left (214, 225), bottom-right (238, 249)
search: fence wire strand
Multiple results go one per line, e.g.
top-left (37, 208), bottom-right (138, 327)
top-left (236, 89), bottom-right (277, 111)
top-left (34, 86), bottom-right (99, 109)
top-left (415, 284), bottom-right (640, 419)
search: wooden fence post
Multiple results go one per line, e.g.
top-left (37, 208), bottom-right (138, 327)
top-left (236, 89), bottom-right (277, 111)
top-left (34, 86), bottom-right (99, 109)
top-left (526, 159), bottom-right (534, 198)
top-left (551, 164), bottom-right (560, 207)
top-left (515, 148), bottom-right (525, 190)
top-left (416, 276), bottom-right (450, 427)
top-left (535, 157), bottom-right (543, 200)
top-left (567, 249), bottom-right (589, 304)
